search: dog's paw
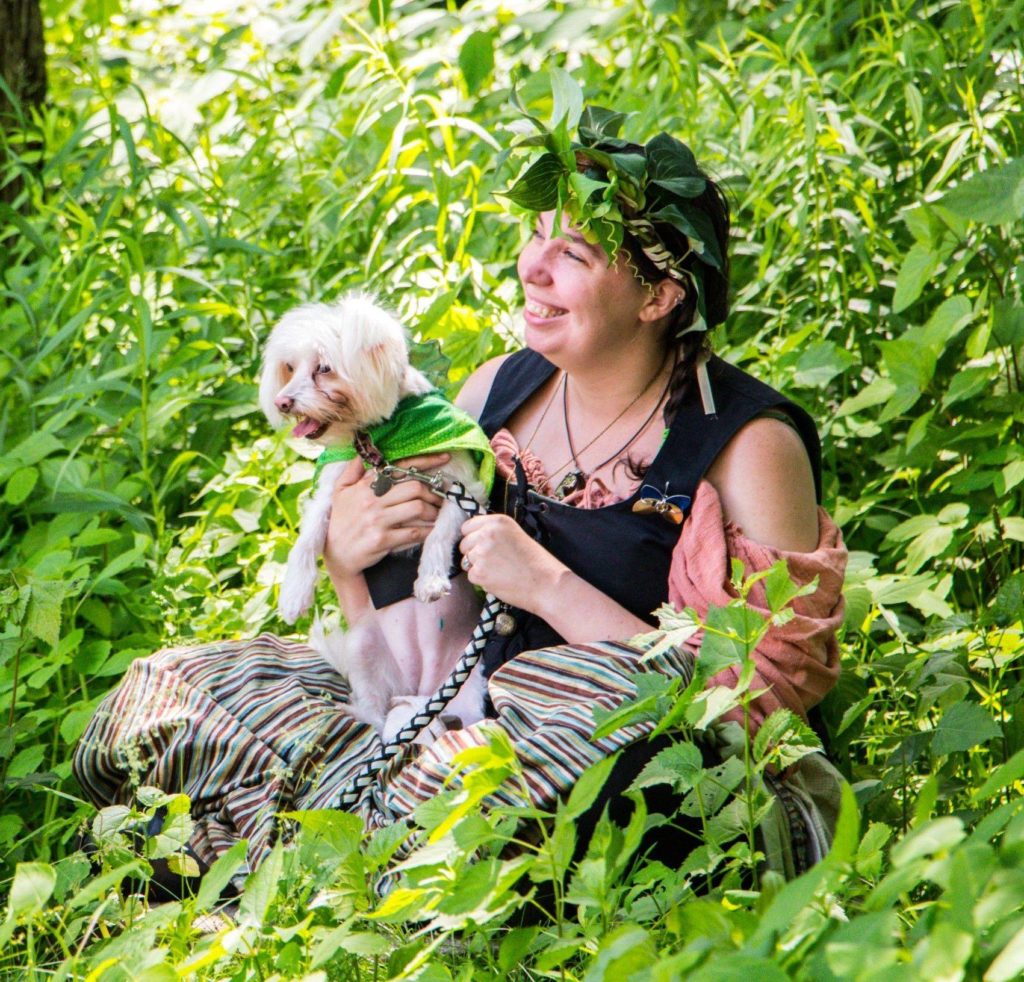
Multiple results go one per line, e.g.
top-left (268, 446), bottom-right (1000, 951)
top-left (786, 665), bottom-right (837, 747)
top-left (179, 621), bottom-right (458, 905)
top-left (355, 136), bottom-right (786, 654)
top-left (413, 573), bottom-right (451, 604)
top-left (277, 594), bottom-right (311, 625)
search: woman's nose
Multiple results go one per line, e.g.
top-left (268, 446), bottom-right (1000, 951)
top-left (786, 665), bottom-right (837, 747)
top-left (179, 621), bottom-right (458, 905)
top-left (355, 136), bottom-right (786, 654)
top-left (518, 237), bottom-right (553, 285)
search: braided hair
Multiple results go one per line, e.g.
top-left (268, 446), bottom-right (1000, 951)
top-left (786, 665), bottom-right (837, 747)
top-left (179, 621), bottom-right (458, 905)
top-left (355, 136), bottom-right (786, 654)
top-left (576, 141), bottom-right (731, 425)
top-left (623, 177), bottom-right (731, 426)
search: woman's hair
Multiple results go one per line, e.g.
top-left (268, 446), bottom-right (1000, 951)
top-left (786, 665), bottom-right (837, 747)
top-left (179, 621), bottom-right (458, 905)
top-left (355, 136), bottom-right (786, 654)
top-left (578, 141), bottom-right (731, 426)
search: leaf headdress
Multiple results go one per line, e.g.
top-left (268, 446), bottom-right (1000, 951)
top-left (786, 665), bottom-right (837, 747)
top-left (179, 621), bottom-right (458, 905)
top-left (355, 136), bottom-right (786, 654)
top-left (497, 75), bottom-right (727, 335)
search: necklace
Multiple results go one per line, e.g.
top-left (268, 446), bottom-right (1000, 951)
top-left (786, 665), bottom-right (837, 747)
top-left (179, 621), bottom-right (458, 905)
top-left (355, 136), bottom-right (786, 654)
top-left (520, 371), bottom-right (565, 455)
top-left (551, 356), bottom-right (673, 499)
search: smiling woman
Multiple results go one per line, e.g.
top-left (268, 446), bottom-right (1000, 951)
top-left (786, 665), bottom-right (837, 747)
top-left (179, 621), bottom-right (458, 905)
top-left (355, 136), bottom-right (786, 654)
top-left (72, 101), bottom-right (847, 890)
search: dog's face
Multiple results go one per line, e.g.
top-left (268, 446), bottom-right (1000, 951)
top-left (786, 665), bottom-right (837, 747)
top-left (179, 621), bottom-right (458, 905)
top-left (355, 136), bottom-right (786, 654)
top-left (260, 296), bottom-right (411, 446)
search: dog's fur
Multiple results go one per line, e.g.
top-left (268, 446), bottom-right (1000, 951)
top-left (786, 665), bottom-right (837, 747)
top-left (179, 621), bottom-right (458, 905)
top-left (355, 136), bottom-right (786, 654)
top-left (260, 295), bottom-right (487, 739)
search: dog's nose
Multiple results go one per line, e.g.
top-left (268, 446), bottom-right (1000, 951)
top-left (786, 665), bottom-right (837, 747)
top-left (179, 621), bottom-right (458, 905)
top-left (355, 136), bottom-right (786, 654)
top-left (275, 394), bottom-right (294, 413)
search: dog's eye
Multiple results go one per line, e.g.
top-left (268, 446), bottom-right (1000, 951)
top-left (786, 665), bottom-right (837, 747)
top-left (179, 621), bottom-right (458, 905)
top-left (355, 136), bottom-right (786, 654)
top-left (316, 364), bottom-right (332, 375)
top-left (284, 363), bottom-right (293, 374)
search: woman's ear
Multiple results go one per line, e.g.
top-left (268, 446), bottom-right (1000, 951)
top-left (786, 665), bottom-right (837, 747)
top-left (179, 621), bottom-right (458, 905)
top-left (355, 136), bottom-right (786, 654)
top-left (639, 279), bottom-right (686, 323)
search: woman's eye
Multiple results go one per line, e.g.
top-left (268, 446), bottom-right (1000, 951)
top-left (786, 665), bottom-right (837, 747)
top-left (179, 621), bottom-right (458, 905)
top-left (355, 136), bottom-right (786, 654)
top-left (564, 249), bottom-right (585, 263)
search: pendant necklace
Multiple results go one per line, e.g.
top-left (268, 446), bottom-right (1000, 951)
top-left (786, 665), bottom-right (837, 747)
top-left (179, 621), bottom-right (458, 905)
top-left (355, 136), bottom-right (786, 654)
top-left (550, 355), bottom-right (674, 499)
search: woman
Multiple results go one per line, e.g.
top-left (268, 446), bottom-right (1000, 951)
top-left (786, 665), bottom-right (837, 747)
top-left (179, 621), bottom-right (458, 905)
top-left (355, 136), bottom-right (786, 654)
top-left (75, 125), bottom-right (846, 882)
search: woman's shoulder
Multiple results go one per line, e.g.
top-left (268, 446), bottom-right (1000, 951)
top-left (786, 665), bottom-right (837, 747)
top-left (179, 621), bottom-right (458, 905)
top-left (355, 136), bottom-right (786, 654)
top-left (703, 415), bottom-right (820, 553)
top-left (455, 348), bottom-right (556, 423)
top-left (454, 352), bottom-right (515, 421)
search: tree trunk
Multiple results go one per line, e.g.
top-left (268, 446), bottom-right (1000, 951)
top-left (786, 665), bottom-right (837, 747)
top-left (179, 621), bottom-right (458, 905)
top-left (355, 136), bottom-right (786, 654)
top-left (0, 0), bottom-right (48, 207)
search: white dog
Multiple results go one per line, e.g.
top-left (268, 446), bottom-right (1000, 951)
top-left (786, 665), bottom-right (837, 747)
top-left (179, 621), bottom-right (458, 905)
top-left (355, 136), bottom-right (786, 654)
top-left (259, 294), bottom-right (489, 739)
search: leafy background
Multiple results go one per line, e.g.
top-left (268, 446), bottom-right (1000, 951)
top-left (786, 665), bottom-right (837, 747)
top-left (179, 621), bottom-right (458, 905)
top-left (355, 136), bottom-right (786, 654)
top-left (1, 0), bottom-right (1023, 977)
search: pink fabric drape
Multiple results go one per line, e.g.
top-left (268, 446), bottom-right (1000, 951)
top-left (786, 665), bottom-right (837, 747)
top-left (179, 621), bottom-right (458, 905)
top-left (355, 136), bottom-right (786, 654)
top-left (668, 481), bottom-right (847, 730)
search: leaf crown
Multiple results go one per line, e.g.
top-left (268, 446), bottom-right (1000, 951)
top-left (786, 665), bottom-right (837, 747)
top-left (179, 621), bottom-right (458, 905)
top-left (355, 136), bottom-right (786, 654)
top-left (497, 98), bottom-right (728, 333)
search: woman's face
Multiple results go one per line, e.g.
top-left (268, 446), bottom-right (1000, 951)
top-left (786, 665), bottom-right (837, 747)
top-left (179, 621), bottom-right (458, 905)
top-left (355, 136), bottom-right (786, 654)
top-left (517, 210), bottom-right (656, 368)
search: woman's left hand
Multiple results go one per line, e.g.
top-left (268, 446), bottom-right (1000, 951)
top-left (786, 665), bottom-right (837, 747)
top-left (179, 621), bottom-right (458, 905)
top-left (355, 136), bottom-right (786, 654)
top-left (458, 513), bottom-right (569, 612)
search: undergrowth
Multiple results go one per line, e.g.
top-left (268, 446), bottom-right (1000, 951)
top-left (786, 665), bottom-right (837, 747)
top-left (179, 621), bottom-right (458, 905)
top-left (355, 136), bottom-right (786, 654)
top-left (2, 0), bottom-right (1023, 978)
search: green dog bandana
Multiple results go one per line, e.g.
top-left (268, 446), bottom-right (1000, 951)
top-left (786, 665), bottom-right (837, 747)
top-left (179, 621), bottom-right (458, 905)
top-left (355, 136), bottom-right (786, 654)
top-left (313, 390), bottom-right (496, 493)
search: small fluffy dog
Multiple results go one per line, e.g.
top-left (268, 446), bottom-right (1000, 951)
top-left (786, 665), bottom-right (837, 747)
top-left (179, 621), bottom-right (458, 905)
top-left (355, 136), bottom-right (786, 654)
top-left (259, 295), bottom-right (489, 739)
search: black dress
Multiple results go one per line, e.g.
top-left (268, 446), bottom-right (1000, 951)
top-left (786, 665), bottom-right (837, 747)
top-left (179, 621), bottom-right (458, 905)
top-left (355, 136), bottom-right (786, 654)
top-left (402, 348), bottom-right (822, 677)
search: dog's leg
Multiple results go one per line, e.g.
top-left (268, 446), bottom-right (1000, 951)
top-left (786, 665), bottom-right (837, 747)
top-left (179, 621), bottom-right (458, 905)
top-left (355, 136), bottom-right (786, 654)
top-left (311, 615), bottom-right (397, 731)
top-left (412, 498), bottom-right (467, 604)
top-left (413, 453), bottom-right (486, 604)
top-left (278, 461), bottom-right (344, 623)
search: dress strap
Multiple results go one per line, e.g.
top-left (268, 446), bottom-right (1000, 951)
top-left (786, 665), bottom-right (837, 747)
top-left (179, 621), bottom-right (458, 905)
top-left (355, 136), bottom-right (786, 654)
top-left (478, 349), bottom-right (558, 438)
top-left (650, 356), bottom-right (823, 505)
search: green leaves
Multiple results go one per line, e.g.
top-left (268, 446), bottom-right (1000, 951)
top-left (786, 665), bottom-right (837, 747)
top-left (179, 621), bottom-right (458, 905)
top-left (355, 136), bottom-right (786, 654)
top-left (498, 153), bottom-right (564, 211)
top-left (931, 702), bottom-right (1002, 757)
top-left (459, 31), bottom-right (495, 95)
top-left (7, 862), bottom-right (57, 917)
top-left (939, 157), bottom-right (1024, 225)
top-left (892, 243), bottom-right (941, 313)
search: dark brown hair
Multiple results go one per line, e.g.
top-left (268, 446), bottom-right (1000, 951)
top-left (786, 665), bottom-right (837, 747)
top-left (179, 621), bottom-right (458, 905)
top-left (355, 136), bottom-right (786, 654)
top-left (582, 142), bottom-right (731, 426)
top-left (622, 175), bottom-right (731, 426)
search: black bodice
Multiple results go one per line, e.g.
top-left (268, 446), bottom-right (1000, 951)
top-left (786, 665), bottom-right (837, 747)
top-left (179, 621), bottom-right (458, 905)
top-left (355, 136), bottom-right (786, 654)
top-left (473, 349), bottom-right (821, 676)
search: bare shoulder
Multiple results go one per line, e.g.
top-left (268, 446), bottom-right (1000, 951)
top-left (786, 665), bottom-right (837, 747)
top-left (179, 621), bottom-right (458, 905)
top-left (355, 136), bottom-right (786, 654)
top-left (454, 352), bottom-right (514, 421)
top-left (704, 415), bottom-right (820, 553)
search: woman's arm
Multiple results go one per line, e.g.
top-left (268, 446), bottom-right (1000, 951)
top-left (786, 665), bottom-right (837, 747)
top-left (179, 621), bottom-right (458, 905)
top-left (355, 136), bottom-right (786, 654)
top-left (458, 513), bottom-right (651, 643)
top-left (456, 351), bottom-right (651, 642)
top-left (460, 414), bottom-right (821, 644)
top-left (321, 353), bottom-right (512, 623)
top-left (703, 416), bottom-right (820, 553)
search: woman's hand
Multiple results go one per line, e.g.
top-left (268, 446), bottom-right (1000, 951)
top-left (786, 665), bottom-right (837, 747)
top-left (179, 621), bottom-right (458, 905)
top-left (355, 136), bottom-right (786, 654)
top-left (322, 453), bottom-right (450, 580)
top-left (457, 513), bottom-right (570, 612)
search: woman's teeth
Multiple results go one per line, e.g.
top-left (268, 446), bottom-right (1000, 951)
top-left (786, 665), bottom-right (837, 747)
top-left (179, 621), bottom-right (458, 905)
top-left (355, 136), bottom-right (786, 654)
top-left (526, 300), bottom-right (567, 319)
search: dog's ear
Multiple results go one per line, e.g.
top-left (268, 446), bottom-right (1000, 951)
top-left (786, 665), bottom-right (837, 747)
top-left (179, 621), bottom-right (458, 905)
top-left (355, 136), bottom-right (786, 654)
top-left (258, 352), bottom-right (286, 426)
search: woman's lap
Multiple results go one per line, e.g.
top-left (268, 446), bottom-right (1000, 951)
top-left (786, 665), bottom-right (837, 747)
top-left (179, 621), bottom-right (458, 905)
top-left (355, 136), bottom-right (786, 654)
top-left (73, 633), bottom-right (836, 878)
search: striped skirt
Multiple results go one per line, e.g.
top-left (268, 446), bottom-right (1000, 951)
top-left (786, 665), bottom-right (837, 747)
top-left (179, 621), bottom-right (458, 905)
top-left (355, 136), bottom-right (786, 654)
top-left (73, 634), bottom-right (841, 876)
top-left (73, 634), bottom-right (686, 870)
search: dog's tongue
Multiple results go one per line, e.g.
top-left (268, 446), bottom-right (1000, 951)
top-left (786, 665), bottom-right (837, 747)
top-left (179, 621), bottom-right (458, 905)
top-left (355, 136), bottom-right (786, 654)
top-left (291, 418), bottom-right (322, 439)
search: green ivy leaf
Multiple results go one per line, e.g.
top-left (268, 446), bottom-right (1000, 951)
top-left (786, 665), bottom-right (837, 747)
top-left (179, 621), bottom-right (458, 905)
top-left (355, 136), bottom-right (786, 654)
top-left (889, 815), bottom-right (965, 867)
top-left (549, 66), bottom-right (584, 131)
top-left (629, 741), bottom-right (704, 793)
top-left (498, 153), bottom-right (563, 211)
top-left (5, 466), bottom-right (38, 506)
top-left (238, 841), bottom-right (284, 928)
top-left (8, 862), bottom-right (57, 917)
top-left (931, 702), bottom-right (1002, 757)
top-left (24, 579), bottom-right (66, 648)
top-left (892, 243), bottom-right (939, 313)
top-left (194, 839), bottom-right (249, 912)
top-left (753, 709), bottom-right (822, 768)
top-left (367, 0), bottom-right (390, 27)
top-left (971, 748), bottom-right (1024, 805)
top-left (986, 921), bottom-right (1024, 982)
top-left (582, 923), bottom-right (657, 982)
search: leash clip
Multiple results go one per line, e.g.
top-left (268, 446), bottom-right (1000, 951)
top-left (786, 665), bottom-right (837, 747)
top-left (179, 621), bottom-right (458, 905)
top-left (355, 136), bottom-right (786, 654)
top-left (375, 463), bottom-right (448, 495)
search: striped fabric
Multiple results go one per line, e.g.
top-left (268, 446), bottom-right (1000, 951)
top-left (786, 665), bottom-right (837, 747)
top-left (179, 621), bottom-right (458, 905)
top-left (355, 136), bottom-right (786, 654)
top-left (73, 634), bottom-right (696, 870)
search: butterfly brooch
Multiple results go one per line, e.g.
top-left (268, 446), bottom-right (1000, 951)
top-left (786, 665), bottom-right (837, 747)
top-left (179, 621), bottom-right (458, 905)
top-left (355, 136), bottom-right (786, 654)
top-left (631, 485), bottom-right (692, 525)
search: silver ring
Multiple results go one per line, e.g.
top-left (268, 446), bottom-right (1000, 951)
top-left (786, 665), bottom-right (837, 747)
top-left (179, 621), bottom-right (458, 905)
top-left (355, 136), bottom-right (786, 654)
top-left (460, 555), bottom-right (472, 573)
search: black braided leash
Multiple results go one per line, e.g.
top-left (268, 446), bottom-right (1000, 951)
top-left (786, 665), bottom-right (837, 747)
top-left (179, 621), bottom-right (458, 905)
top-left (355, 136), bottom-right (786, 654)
top-left (333, 468), bottom-right (500, 819)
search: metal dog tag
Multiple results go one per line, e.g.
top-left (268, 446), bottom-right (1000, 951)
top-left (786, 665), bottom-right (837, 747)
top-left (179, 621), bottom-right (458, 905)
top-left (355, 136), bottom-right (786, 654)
top-left (370, 471), bottom-right (394, 496)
